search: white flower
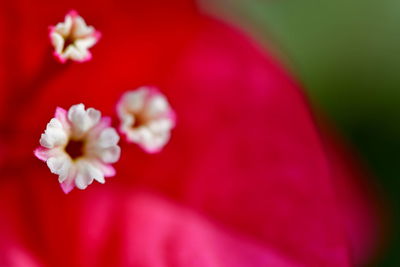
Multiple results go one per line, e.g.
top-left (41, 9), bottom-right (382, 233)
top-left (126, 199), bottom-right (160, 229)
top-left (117, 87), bottom-right (176, 153)
top-left (34, 104), bottom-right (121, 193)
top-left (49, 10), bottom-right (101, 63)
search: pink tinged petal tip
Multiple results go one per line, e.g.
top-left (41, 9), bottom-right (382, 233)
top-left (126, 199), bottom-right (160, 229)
top-left (60, 179), bottom-right (75, 194)
top-left (67, 9), bottom-right (79, 18)
top-left (34, 147), bottom-right (51, 162)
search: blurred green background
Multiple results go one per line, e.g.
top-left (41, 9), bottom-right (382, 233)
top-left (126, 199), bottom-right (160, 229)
top-left (202, 0), bottom-right (400, 265)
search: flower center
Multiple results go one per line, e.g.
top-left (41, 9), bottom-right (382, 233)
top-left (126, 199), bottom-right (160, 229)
top-left (65, 139), bottom-right (85, 159)
top-left (63, 36), bottom-right (75, 52)
top-left (132, 112), bottom-right (148, 128)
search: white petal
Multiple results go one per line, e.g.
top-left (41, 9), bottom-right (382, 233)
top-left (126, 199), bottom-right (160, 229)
top-left (34, 148), bottom-right (52, 161)
top-left (72, 16), bottom-right (94, 37)
top-left (124, 89), bottom-right (147, 112)
top-left (74, 36), bottom-right (97, 51)
top-left (40, 118), bottom-right (68, 148)
top-left (147, 118), bottom-right (173, 133)
top-left (145, 94), bottom-right (169, 117)
top-left (74, 161), bottom-right (93, 189)
top-left (68, 104), bottom-right (101, 136)
top-left (51, 32), bottom-right (65, 54)
top-left (92, 162), bottom-right (116, 177)
top-left (47, 154), bottom-right (71, 178)
top-left (98, 146), bottom-right (121, 163)
top-left (86, 162), bottom-right (105, 184)
top-left (144, 132), bottom-right (170, 153)
top-left (68, 103), bottom-right (86, 125)
top-left (55, 15), bottom-right (72, 37)
top-left (87, 108), bottom-right (101, 126)
top-left (75, 173), bottom-right (90, 190)
top-left (60, 173), bottom-right (76, 194)
top-left (55, 107), bottom-right (71, 131)
top-left (63, 45), bottom-right (87, 61)
top-left (119, 113), bottom-right (134, 131)
top-left (73, 159), bottom-right (109, 189)
top-left (97, 128), bottom-right (120, 148)
top-left (127, 127), bottom-right (151, 143)
top-left (58, 160), bottom-right (74, 183)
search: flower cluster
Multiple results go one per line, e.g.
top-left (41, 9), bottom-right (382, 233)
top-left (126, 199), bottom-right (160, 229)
top-left (0, 3), bottom-right (380, 267)
top-left (36, 11), bottom-right (176, 193)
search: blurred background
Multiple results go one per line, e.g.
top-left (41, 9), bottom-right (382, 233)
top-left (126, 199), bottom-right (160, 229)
top-left (201, 0), bottom-right (399, 266)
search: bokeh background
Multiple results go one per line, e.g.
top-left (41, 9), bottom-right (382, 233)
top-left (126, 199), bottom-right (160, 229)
top-left (201, 0), bottom-right (399, 266)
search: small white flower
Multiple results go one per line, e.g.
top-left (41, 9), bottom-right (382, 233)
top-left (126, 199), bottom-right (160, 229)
top-left (49, 10), bottom-right (101, 63)
top-left (117, 87), bottom-right (176, 153)
top-left (34, 104), bottom-right (121, 193)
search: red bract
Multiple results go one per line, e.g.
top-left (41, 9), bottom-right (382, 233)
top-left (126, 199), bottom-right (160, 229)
top-left (0, 0), bottom-right (380, 266)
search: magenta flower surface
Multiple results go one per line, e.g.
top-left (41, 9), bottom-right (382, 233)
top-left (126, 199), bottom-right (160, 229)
top-left (0, 0), bottom-right (380, 266)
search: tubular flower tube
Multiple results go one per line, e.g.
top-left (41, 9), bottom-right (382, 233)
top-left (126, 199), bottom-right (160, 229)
top-left (0, 0), bottom-right (382, 266)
